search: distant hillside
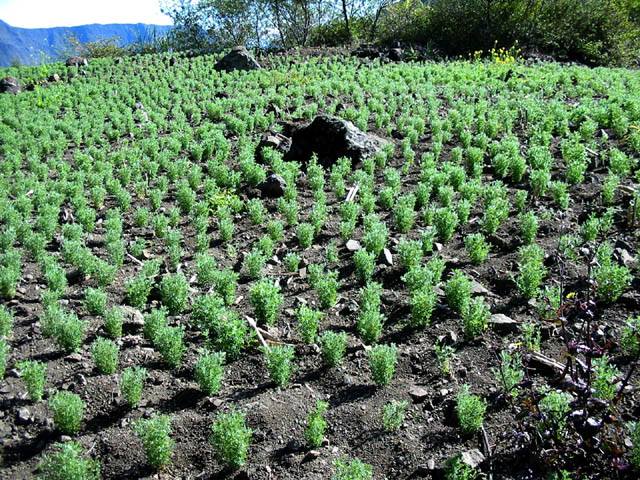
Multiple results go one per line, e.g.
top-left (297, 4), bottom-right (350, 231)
top-left (0, 20), bottom-right (172, 66)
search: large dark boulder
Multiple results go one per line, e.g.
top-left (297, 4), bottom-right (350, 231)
top-left (0, 77), bottom-right (21, 94)
top-left (285, 115), bottom-right (387, 167)
top-left (214, 46), bottom-right (261, 72)
top-left (259, 174), bottom-right (287, 198)
top-left (66, 56), bottom-right (88, 67)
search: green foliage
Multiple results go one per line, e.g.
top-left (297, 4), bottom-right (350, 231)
top-left (332, 457), bottom-right (373, 480)
top-left (18, 360), bottom-right (47, 401)
top-left (134, 415), bottom-right (174, 469)
top-left (515, 244), bottom-right (547, 299)
top-left (456, 385), bottom-right (487, 434)
top-left (120, 366), bottom-right (147, 407)
top-left (250, 280), bottom-right (283, 326)
top-left (49, 391), bottom-right (84, 434)
top-left (353, 248), bottom-right (376, 283)
top-left (284, 253), bottom-right (301, 273)
top-left (314, 270), bottom-right (340, 309)
top-left (629, 421), bottom-right (640, 470)
top-left (445, 271), bottom-right (473, 314)
top-left (592, 355), bottom-right (620, 400)
top-left (160, 273), bottom-right (189, 315)
top-left (434, 207), bottom-right (459, 243)
top-left (84, 286), bottom-right (108, 316)
top-left (0, 339), bottom-right (8, 379)
top-left (53, 312), bottom-right (87, 353)
top-left (91, 337), bottom-right (119, 374)
top-left (410, 286), bottom-right (437, 328)
top-left (144, 308), bottom-right (168, 344)
top-left (492, 350), bottom-right (524, 397)
top-left (263, 345), bottom-right (295, 387)
top-left (382, 400), bottom-right (408, 432)
top-left (445, 454), bottom-right (478, 480)
top-left (357, 307), bottom-right (384, 345)
top-left (103, 307), bottom-right (124, 339)
top-left (154, 325), bottom-right (185, 368)
top-left (435, 342), bottom-right (455, 376)
top-left (593, 252), bottom-right (632, 303)
top-left (195, 350), bottom-right (225, 396)
top-left (296, 305), bottom-right (323, 344)
top-left (305, 400), bottom-right (329, 448)
top-left (621, 316), bottom-right (640, 357)
top-left (0, 305), bottom-right (13, 338)
top-left (464, 233), bottom-right (490, 264)
top-left (519, 212), bottom-right (539, 245)
top-left (320, 330), bottom-right (348, 367)
top-left (368, 344), bottom-right (398, 387)
top-left (210, 410), bottom-right (252, 470)
top-left (38, 442), bottom-right (100, 480)
top-left (539, 390), bottom-right (571, 439)
top-left (462, 297), bottom-right (490, 339)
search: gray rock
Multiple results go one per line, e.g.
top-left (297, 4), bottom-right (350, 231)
top-left (460, 449), bottom-right (485, 469)
top-left (257, 132), bottom-right (291, 162)
top-left (65, 56), bottom-right (88, 67)
top-left (16, 407), bottom-right (31, 424)
top-left (490, 313), bottom-right (518, 325)
top-left (0, 77), bottom-right (21, 94)
top-left (346, 239), bottom-right (361, 251)
top-left (214, 46), bottom-right (261, 72)
top-left (259, 174), bottom-right (287, 198)
top-left (285, 115), bottom-right (387, 167)
top-left (408, 386), bottom-right (429, 402)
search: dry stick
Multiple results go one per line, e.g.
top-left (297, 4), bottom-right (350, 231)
top-left (127, 252), bottom-right (144, 266)
top-left (480, 426), bottom-right (493, 480)
top-left (345, 184), bottom-right (359, 202)
top-left (245, 316), bottom-right (269, 350)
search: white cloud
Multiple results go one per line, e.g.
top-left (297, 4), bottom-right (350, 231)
top-left (0, 0), bottom-right (173, 28)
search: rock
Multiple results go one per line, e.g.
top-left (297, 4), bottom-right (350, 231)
top-left (121, 306), bottom-right (145, 326)
top-left (471, 280), bottom-right (490, 295)
top-left (388, 48), bottom-right (404, 61)
top-left (16, 407), bottom-right (32, 425)
top-left (285, 115), bottom-right (388, 167)
top-left (259, 174), bottom-right (287, 198)
top-left (65, 56), bottom-right (88, 67)
top-left (616, 248), bottom-right (636, 268)
top-left (346, 239), bottom-right (361, 251)
top-left (65, 353), bottom-right (83, 362)
top-left (490, 313), bottom-right (519, 326)
top-left (383, 248), bottom-right (393, 265)
top-left (460, 449), bottom-right (485, 469)
top-left (303, 449), bottom-right (321, 462)
top-left (408, 386), bottom-right (429, 402)
top-left (256, 133), bottom-right (291, 162)
top-left (48, 73), bottom-right (61, 82)
top-left (214, 46), bottom-right (261, 72)
top-left (0, 77), bottom-right (21, 94)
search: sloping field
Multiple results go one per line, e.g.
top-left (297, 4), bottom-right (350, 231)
top-left (1, 52), bottom-right (640, 479)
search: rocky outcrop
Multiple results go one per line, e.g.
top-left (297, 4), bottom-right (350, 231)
top-left (65, 56), bottom-right (88, 67)
top-left (285, 115), bottom-right (387, 167)
top-left (0, 77), bottom-right (21, 94)
top-left (214, 46), bottom-right (261, 72)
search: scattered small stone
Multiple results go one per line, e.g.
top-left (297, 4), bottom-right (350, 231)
top-left (303, 449), bottom-right (321, 462)
top-left (383, 248), bottom-right (393, 265)
top-left (346, 239), bottom-right (361, 251)
top-left (65, 353), bottom-right (83, 362)
top-left (460, 449), bottom-right (485, 469)
top-left (408, 386), bottom-right (429, 403)
top-left (16, 408), bottom-right (31, 425)
top-left (471, 280), bottom-right (490, 295)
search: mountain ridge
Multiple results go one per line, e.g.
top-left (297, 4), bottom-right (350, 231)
top-left (0, 19), bottom-right (172, 67)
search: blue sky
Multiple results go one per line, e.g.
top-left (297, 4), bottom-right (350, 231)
top-left (0, 0), bottom-right (173, 28)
